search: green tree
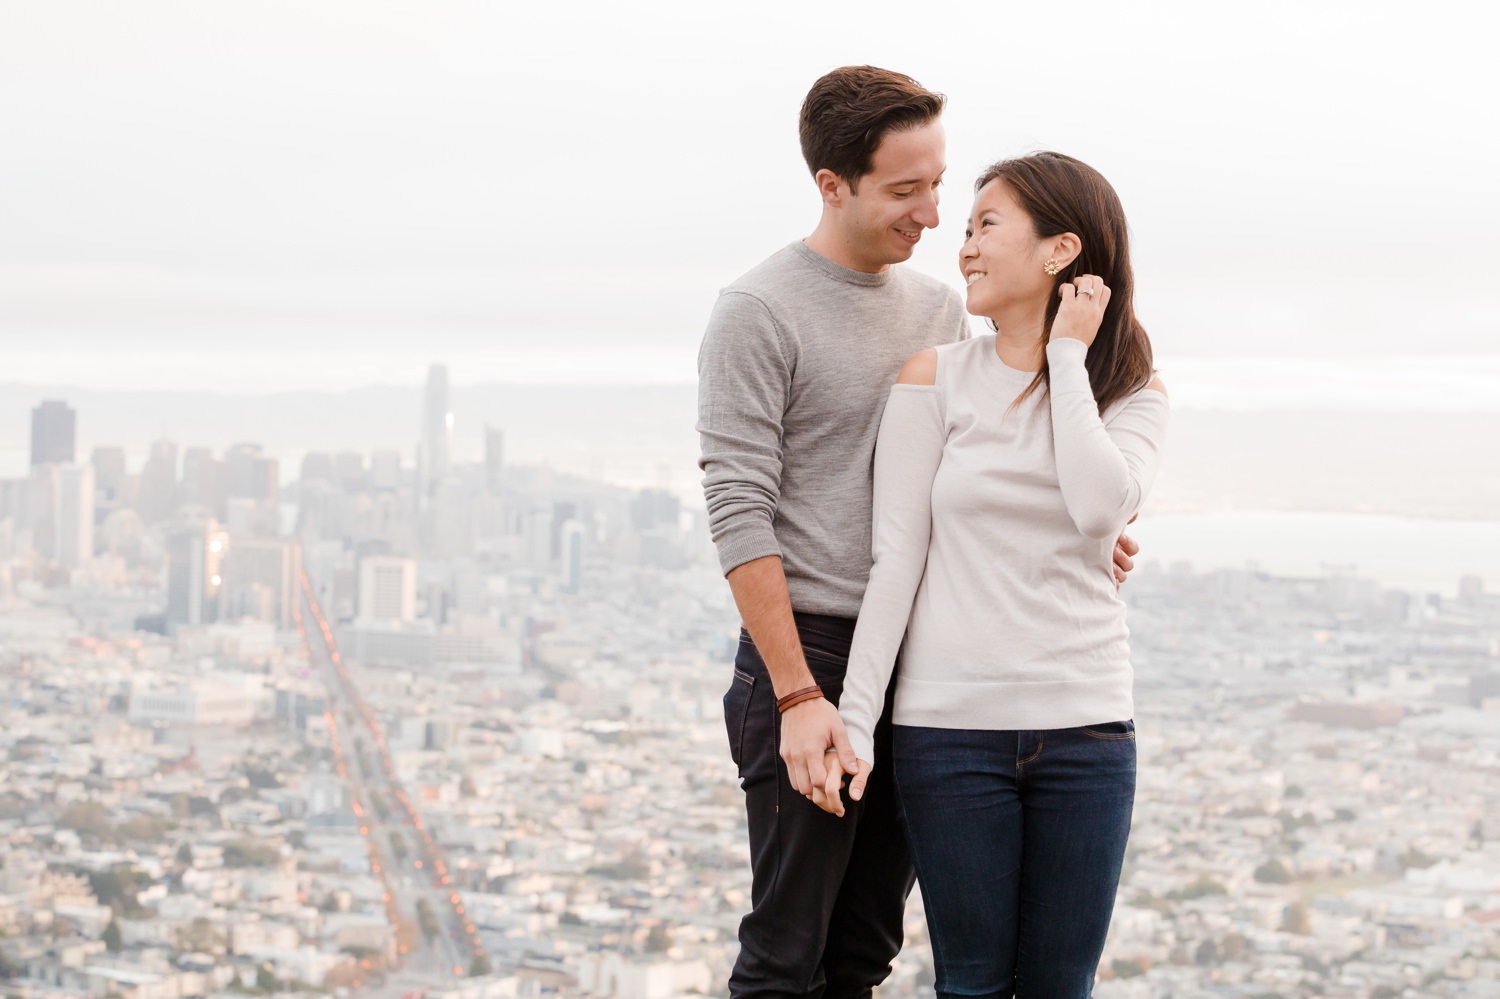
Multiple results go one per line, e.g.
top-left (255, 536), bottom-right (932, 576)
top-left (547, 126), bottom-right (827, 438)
top-left (1254, 859), bottom-right (1294, 884)
top-left (102, 920), bottom-right (122, 952)
top-left (59, 801), bottom-right (113, 840)
top-left (1398, 847), bottom-right (1438, 870)
top-left (645, 924), bottom-right (672, 953)
top-left (416, 900), bottom-right (440, 939)
top-left (468, 955), bottom-right (491, 977)
top-left (1282, 900), bottom-right (1310, 935)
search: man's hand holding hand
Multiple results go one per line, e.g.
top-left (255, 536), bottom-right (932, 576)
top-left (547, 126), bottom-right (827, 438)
top-left (780, 697), bottom-right (857, 816)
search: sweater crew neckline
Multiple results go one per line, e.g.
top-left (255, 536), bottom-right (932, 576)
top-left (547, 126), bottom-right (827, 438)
top-left (790, 240), bottom-right (894, 287)
top-left (978, 333), bottom-right (1043, 381)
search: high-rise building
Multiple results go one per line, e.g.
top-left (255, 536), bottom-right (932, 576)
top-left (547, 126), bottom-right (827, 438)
top-left (357, 556), bottom-right (417, 622)
top-left (224, 537), bottom-right (302, 627)
top-left (561, 520), bottom-right (584, 595)
top-left (419, 365), bottom-right (452, 497)
top-left (334, 451), bottom-right (366, 492)
top-left (630, 488), bottom-right (681, 531)
top-left (484, 426), bottom-right (504, 493)
top-left (550, 501), bottom-right (578, 560)
top-left (138, 440), bottom-right (179, 524)
top-left (226, 443), bottom-right (279, 504)
top-left (300, 452), bottom-right (335, 485)
top-left (54, 465), bottom-right (95, 568)
top-left (223, 444), bottom-right (279, 534)
top-left (166, 518), bottom-right (228, 628)
top-left (30, 401), bottom-right (75, 467)
top-left (24, 464), bottom-right (58, 559)
top-left (90, 447), bottom-right (128, 503)
top-left (181, 448), bottom-right (227, 518)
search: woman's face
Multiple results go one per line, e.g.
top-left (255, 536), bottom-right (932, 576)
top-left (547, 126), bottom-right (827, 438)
top-left (958, 179), bottom-right (1053, 321)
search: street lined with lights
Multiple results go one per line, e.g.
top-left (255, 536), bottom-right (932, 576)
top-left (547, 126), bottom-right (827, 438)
top-left (296, 572), bottom-right (488, 982)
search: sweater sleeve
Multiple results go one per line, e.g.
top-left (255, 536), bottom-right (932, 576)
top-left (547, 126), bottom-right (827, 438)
top-left (696, 291), bottom-right (796, 575)
top-left (1046, 338), bottom-right (1171, 540)
top-left (839, 384), bottom-right (946, 766)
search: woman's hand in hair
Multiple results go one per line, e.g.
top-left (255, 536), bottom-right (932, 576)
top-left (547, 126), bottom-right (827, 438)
top-left (1049, 275), bottom-right (1111, 348)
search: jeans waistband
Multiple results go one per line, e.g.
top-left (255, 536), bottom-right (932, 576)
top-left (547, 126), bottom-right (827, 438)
top-left (739, 612), bottom-right (857, 648)
top-left (792, 611), bottom-right (856, 644)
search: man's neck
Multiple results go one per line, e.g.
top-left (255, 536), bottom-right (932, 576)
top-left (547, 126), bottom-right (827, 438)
top-left (803, 219), bottom-right (888, 275)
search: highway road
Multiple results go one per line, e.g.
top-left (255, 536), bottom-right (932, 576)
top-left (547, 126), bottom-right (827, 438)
top-left (295, 573), bottom-right (489, 994)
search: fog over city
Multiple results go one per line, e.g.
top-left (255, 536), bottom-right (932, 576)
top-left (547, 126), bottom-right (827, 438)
top-left (1, 3), bottom-right (1498, 999)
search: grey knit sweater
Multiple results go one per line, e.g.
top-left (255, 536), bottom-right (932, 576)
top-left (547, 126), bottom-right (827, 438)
top-left (696, 241), bottom-right (969, 617)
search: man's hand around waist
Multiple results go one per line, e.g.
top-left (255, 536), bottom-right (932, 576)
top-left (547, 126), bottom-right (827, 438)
top-left (781, 697), bottom-right (858, 816)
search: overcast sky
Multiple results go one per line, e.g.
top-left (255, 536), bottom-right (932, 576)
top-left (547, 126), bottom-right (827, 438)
top-left (2, 0), bottom-right (1496, 392)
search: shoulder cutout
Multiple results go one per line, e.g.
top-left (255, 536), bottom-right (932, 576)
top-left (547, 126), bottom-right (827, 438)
top-left (896, 348), bottom-right (938, 386)
top-left (1144, 375), bottom-right (1167, 397)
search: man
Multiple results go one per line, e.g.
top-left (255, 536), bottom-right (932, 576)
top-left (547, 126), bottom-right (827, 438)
top-left (697, 66), bottom-right (1136, 998)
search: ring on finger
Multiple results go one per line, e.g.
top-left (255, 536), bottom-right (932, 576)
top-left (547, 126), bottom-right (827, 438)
top-left (1078, 287), bottom-right (1095, 297)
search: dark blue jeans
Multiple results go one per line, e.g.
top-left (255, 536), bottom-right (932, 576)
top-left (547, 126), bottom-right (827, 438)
top-left (892, 723), bottom-right (1136, 999)
top-left (724, 613), bottom-right (914, 999)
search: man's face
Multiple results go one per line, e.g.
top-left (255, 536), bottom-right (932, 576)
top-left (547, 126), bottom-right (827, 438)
top-left (836, 120), bottom-right (946, 272)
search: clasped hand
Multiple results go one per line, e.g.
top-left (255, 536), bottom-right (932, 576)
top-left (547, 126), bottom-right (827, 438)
top-left (780, 696), bottom-right (867, 817)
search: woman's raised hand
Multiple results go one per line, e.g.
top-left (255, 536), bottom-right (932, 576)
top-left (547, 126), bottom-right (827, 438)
top-left (1048, 274), bottom-right (1112, 348)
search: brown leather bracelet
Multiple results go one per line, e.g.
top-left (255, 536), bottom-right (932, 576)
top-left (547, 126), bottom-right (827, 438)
top-left (776, 685), bottom-right (824, 713)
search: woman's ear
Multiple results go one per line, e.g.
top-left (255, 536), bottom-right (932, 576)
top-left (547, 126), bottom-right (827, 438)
top-left (1048, 232), bottom-right (1083, 269)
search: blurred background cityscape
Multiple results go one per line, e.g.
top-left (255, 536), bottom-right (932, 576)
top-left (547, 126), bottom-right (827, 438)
top-left (3, 2), bottom-right (1498, 998)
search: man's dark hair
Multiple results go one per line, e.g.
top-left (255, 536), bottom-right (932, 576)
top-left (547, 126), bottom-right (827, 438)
top-left (799, 66), bottom-right (946, 194)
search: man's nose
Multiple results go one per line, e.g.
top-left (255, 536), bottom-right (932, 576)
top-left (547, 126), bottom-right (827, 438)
top-left (911, 191), bottom-right (939, 230)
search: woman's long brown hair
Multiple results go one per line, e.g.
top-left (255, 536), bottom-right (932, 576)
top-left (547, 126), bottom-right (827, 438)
top-left (978, 152), bottom-right (1154, 414)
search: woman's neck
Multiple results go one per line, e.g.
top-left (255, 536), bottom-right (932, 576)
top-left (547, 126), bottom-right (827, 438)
top-left (988, 302), bottom-right (1048, 372)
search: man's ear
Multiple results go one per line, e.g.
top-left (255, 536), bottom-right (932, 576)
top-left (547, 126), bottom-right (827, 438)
top-left (814, 168), bottom-right (847, 209)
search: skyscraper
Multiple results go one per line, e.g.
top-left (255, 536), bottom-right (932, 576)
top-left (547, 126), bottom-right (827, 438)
top-left (30, 401), bottom-right (76, 467)
top-left (485, 426), bottom-right (504, 493)
top-left (561, 520), bottom-right (584, 595)
top-left (54, 465), bottom-right (95, 568)
top-left (166, 518), bottom-right (228, 629)
top-left (138, 440), bottom-right (179, 524)
top-left (300, 452), bottom-right (335, 485)
top-left (357, 556), bottom-right (417, 622)
top-left (419, 364), bottom-right (452, 497)
top-left (90, 447), bottom-right (128, 503)
top-left (223, 537), bottom-right (302, 626)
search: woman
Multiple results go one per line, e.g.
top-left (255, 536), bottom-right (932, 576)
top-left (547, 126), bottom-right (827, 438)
top-left (829, 151), bottom-right (1169, 996)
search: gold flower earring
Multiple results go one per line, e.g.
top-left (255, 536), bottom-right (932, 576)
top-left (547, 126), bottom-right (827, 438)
top-left (1043, 259), bottom-right (1061, 276)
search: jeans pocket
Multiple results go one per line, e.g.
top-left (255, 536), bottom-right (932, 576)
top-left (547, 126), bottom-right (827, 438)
top-left (802, 643), bottom-right (849, 671)
top-left (1081, 719), bottom-right (1136, 740)
top-left (724, 668), bottom-right (756, 772)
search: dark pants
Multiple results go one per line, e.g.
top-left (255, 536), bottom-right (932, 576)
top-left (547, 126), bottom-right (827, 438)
top-left (892, 723), bottom-right (1137, 999)
top-left (723, 613), bottom-right (915, 999)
